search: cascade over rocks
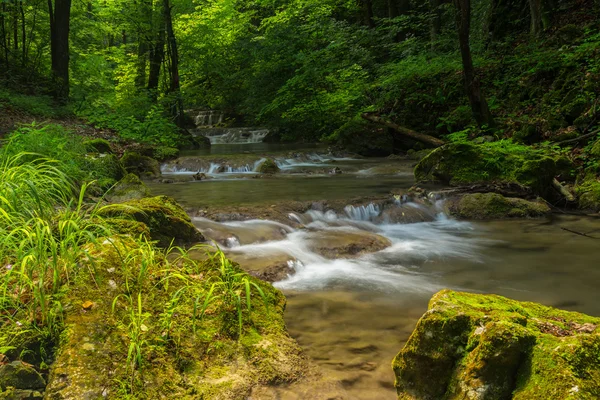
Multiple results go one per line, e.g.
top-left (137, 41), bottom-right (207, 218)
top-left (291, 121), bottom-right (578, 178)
top-left (393, 290), bottom-right (600, 400)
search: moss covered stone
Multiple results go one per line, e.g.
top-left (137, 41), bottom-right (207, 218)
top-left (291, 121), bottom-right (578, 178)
top-left (120, 151), bottom-right (161, 179)
top-left (575, 174), bottom-right (600, 212)
top-left (83, 138), bottom-right (113, 154)
top-left (414, 142), bottom-right (571, 198)
top-left (0, 361), bottom-right (45, 391)
top-left (449, 192), bottom-right (550, 219)
top-left (257, 158), bottom-right (280, 174)
top-left (100, 195), bottom-right (204, 246)
top-left (106, 173), bottom-right (150, 202)
top-left (393, 290), bottom-right (600, 400)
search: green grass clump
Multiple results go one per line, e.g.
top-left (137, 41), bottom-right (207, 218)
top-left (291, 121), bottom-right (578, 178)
top-left (2, 123), bottom-right (124, 190)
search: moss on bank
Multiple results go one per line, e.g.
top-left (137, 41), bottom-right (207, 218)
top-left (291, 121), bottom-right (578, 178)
top-left (43, 239), bottom-right (312, 399)
top-left (393, 290), bottom-right (600, 400)
top-left (575, 174), bottom-right (600, 212)
top-left (414, 142), bottom-right (571, 198)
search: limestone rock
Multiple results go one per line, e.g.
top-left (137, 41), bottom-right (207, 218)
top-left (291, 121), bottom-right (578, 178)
top-left (393, 290), bottom-right (600, 400)
top-left (305, 229), bottom-right (391, 259)
top-left (448, 192), bottom-right (550, 219)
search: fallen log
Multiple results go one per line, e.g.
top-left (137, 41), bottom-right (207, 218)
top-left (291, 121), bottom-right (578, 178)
top-left (361, 113), bottom-right (445, 147)
top-left (551, 178), bottom-right (576, 202)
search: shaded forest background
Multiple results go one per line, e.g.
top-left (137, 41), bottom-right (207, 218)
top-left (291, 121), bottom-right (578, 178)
top-left (0, 0), bottom-right (599, 155)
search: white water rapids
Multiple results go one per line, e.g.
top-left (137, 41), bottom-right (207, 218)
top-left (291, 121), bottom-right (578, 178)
top-left (193, 202), bottom-right (485, 293)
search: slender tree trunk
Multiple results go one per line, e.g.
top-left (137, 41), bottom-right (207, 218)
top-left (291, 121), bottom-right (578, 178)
top-left (529, 0), bottom-right (543, 37)
top-left (164, 0), bottom-right (184, 125)
top-left (430, 0), bottom-right (442, 43)
top-left (20, 1), bottom-right (26, 65)
top-left (388, 0), bottom-right (399, 18)
top-left (135, 0), bottom-right (151, 88)
top-left (1, 3), bottom-right (8, 66)
top-left (49, 0), bottom-right (72, 100)
top-left (12, 3), bottom-right (18, 52)
top-left (452, 0), bottom-right (494, 127)
top-left (147, 11), bottom-right (165, 92)
top-left (359, 0), bottom-right (375, 28)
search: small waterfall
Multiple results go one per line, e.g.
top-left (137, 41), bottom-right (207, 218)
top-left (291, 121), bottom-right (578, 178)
top-left (344, 204), bottom-right (381, 221)
top-left (194, 110), bottom-right (224, 127)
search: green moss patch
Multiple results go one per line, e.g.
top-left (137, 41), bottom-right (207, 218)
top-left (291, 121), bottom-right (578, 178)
top-left (449, 192), bottom-right (550, 219)
top-left (576, 174), bottom-right (600, 212)
top-left (393, 290), bottom-right (600, 400)
top-left (414, 141), bottom-right (572, 198)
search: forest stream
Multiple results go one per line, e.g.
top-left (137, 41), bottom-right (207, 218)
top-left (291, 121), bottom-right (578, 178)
top-left (147, 144), bottom-right (600, 399)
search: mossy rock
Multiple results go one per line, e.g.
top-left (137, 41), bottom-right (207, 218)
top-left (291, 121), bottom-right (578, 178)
top-left (393, 290), bottom-right (600, 400)
top-left (590, 140), bottom-right (600, 158)
top-left (106, 173), bottom-right (150, 203)
top-left (120, 151), bottom-right (161, 179)
top-left (83, 154), bottom-right (126, 192)
top-left (448, 192), bottom-right (550, 219)
top-left (0, 361), bottom-right (45, 390)
top-left (414, 142), bottom-right (571, 199)
top-left (83, 138), bottom-right (113, 154)
top-left (257, 158), bottom-right (279, 174)
top-left (100, 195), bottom-right (204, 247)
top-left (575, 174), bottom-right (600, 212)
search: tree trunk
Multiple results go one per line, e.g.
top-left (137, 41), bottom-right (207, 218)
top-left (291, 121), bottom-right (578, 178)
top-left (164, 0), bottom-right (184, 125)
top-left (452, 0), bottom-right (494, 127)
top-left (529, 0), bottom-right (543, 37)
top-left (20, 1), bottom-right (26, 65)
top-left (49, 0), bottom-right (72, 100)
top-left (135, 0), bottom-right (152, 88)
top-left (147, 15), bottom-right (165, 92)
top-left (430, 0), bottom-right (442, 43)
top-left (361, 113), bottom-right (446, 147)
top-left (360, 0), bottom-right (375, 28)
top-left (1, 3), bottom-right (8, 66)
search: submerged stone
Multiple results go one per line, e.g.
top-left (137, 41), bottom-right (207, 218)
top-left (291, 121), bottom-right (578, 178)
top-left (305, 229), bottom-right (391, 259)
top-left (448, 192), bottom-right (550, 219)
top-left (393, 290), bottom-right (600, 400)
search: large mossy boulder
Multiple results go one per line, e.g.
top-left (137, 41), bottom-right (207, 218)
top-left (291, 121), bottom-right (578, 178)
top-left (414, 142), bottom-right (571, 198)
top-left (83, 138), bottom-right (113, 154)
top-left (120, 151), bottom-right (161, 179)
top-left (100, 196), bottom-right (204, 246)
top-left (448, 193), bottom-right (551, 219)
top-left (393, 290), bottom-right (600, 400)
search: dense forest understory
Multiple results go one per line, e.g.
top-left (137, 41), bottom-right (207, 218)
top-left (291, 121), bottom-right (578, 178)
top-left (2, 0), bottom-right (600, 399)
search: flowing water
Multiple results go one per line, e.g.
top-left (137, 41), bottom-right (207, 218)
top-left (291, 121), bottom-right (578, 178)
top-left (149, 143), bottom-right (600, 399)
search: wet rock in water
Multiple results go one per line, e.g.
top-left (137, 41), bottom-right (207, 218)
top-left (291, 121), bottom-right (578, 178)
top-left (448, 192), bottom-right (550, 219)
top-left (0, 361), bottom-right (46, 390)
top-left (100, 196), bottom-right (204, 246)
top-left (305, 229), bottom-right (391, 259)
top-left (329, 167), bottom-right (342, 174)
top-left (393, 289), bottom-right (600, 400)
top-left (120, 151), bottom-right (161, 179)
top-left (227, 252), bottom-right (296, 282)
top-left (375, 203), bottom-right (437, 224)
top-left (192, 172), bottom-right (207, 181)
top-left (193, 217), bottom-right (290, 246)
top-left (106, 173), bottom-right (150, 202)
top-left (257, 158), bottom-right (280, 174)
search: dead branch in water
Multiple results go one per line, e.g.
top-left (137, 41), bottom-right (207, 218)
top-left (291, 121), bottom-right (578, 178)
top-left (361, 113), bottom-right (446, 148)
